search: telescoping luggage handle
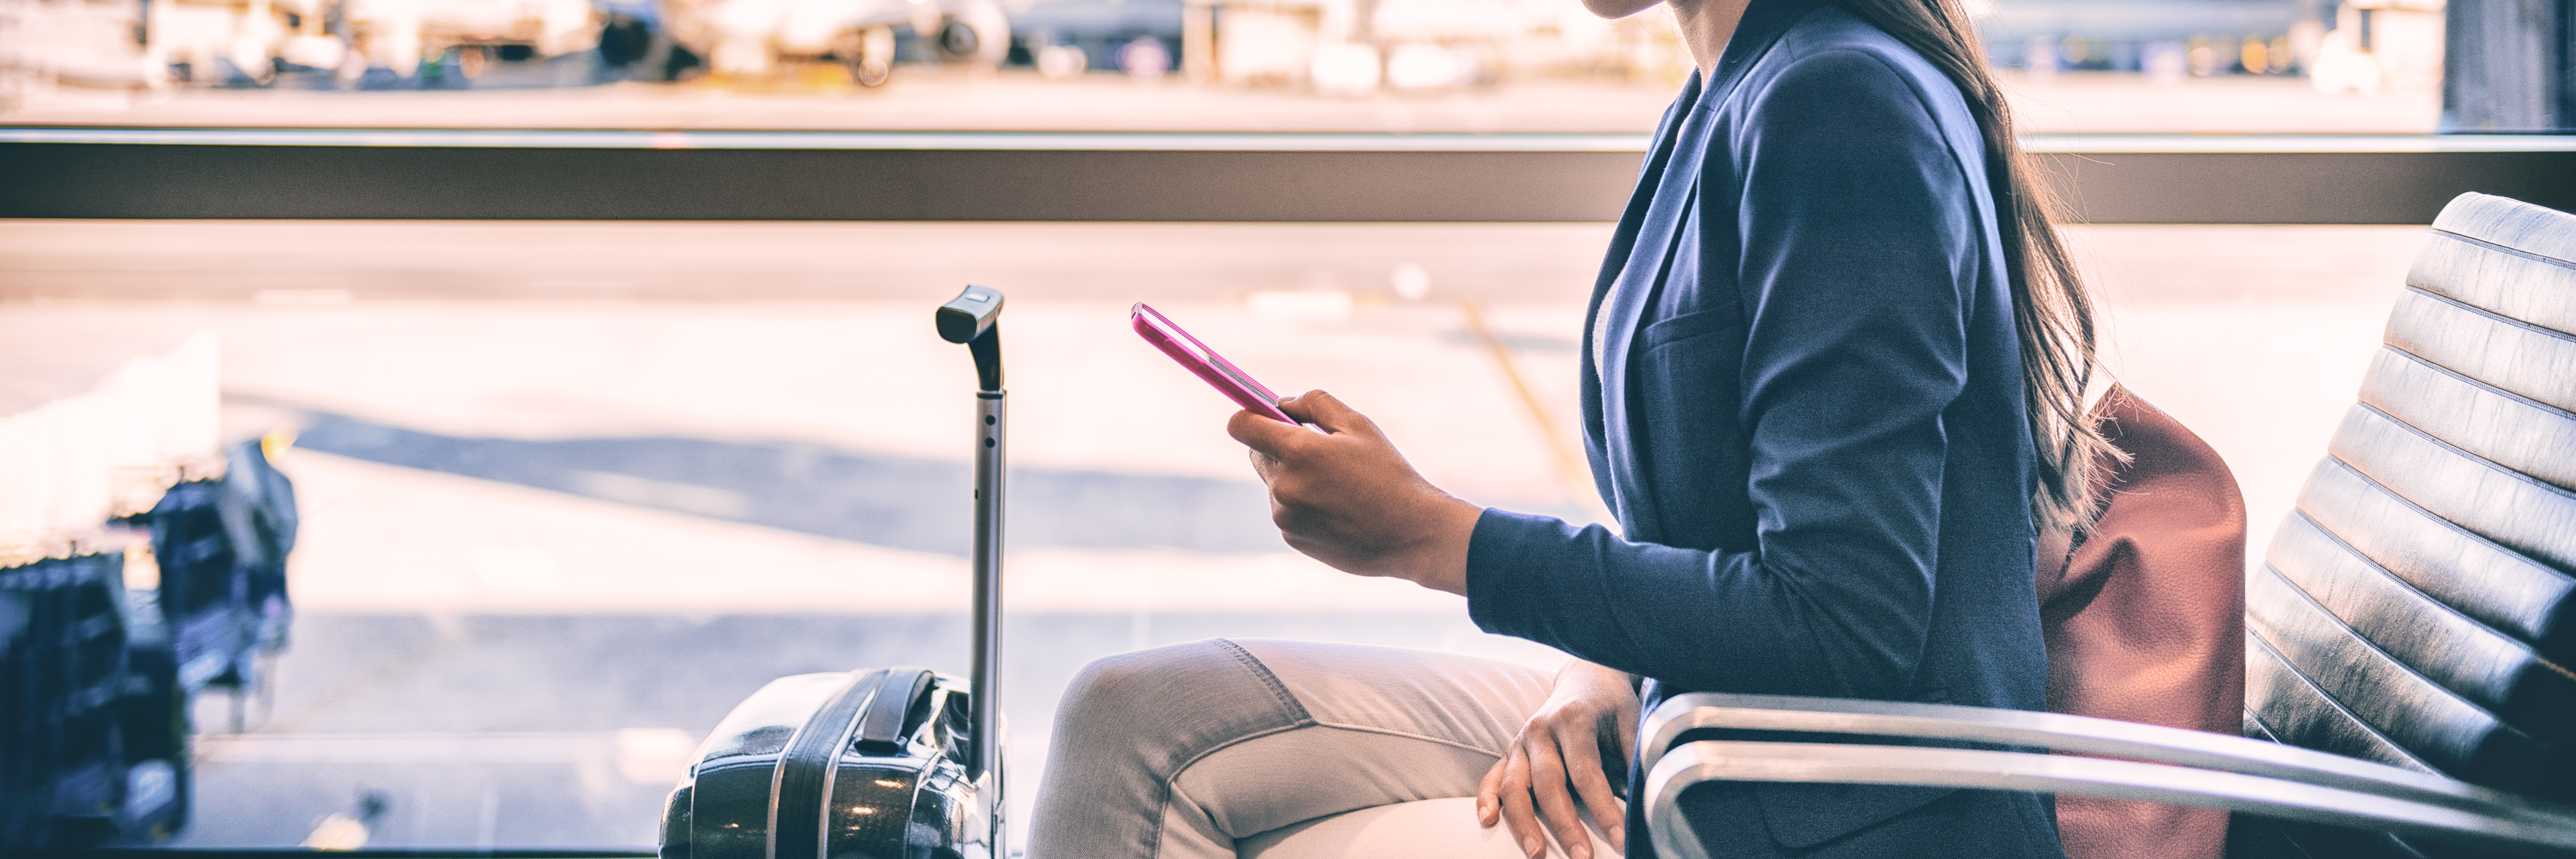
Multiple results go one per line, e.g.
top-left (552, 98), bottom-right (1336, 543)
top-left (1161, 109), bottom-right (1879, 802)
top-left (769, 288), bottom-right (1007, 859)
top-left (937, 284), bottom-right (1007, 788)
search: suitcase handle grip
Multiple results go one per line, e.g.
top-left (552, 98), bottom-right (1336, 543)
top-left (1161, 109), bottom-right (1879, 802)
top-left (935, 285), bottom-right (1002, 344)
top-left (852, 668), bottom-right (939, 754)
top-left (768, 667), bottom-right (890, 859)
top-left (937, 285), bottom-right (1005, 392)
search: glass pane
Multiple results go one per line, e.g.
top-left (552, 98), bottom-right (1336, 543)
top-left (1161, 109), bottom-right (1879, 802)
top-left (0, 217), bottom-right (2430, 848)
top-left (1, 0), bottom-right (2537, 133)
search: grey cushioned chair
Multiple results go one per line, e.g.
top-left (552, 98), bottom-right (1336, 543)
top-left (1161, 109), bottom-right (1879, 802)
top-left (1637, 192), bottom-right (2576, 859)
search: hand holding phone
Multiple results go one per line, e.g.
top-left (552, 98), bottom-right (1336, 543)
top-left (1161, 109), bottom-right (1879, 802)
top-left (1131, 303), bottom-right (1302, 425)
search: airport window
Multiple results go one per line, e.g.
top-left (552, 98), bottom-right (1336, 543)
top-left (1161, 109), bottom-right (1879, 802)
top-left (4, 0), bottom-right (2572, 848)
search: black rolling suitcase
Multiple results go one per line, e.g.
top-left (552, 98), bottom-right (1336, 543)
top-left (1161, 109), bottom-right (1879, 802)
top-left (661, 285), bottom-right (1013, 859)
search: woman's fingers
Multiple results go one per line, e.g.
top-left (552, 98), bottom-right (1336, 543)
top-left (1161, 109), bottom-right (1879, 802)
top-left (1479, 661), bottom-right (1639, 858)
top-left (1477, 755), bottom-right (1507, 826)
top-left (1558, 724), bottom-right (1627, 851)
top-left (1226, 406), bottom-right (1308, 456)
top-left (1221, 388), bottom-right (1481, 588)
top-left (1523, 731), bottom-right (1596, 859)
top-left (1275, 390), bottom-right (1375, 438)
top-left (1495, 745), bottom-right (1549, 858)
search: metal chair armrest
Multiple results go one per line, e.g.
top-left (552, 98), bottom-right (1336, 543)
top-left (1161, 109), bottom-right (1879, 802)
top-left (1638, 692), bottom-right (2515, 813)
top-left (1641, 741), bottom-right (2576, 859)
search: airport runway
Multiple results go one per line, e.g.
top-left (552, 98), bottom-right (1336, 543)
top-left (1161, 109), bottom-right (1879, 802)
top-left (0, 219), bottom-right (2425, 847)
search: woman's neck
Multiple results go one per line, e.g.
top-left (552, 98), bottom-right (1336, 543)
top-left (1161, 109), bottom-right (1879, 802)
top-left (1667, 0), bottom-right (1757, 81)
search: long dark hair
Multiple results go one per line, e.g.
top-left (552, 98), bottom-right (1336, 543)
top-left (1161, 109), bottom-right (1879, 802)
top-left (1833, 0), bottom-right (2121, 532)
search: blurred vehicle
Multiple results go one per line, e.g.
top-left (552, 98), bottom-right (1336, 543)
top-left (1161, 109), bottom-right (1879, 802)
top-left (1971, 0), bottom-right (2323, 76)
top-left (0, 0), bottom-right (156, 93)
top-left (658, 0), bottom-right (1008, 84)
top-left (340, 0), bottom-right (603, 85)
top-left (1005, 0), bottom-right (1177, 78)
top-left (139, 0), bottom-right (309, 86)
top-left (1182, 0), bottom-right (1664, 93)
top-left (132, 0), bottom-right (621, 88)
top-left (594, 0), bottom-right (678, 77)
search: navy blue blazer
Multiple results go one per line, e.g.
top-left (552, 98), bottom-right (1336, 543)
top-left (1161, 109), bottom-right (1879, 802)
top-left (1461, 0), bottom-right (2062, 855)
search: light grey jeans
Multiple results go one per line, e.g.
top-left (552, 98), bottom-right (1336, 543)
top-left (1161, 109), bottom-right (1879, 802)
top-left (1026, 638), bottom-right (1588, 859)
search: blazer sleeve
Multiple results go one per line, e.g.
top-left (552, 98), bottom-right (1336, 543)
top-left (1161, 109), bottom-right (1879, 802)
top-left (1466, 49), bottom-right (1986, 700)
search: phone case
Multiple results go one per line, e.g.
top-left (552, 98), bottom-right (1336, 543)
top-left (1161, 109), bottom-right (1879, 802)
top-left (1131, 303), bottom-right (1300, 425)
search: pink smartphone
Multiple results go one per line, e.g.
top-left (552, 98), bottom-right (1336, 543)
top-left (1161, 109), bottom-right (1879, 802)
top-left (1131, 302), bottom-right (1301, 425)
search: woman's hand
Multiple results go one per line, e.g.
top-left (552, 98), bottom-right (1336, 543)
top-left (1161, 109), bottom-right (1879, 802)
top-left (1479, 659), bottom-right (1640, 859)
top-left (1227, 391), bottom-right (1484, 595)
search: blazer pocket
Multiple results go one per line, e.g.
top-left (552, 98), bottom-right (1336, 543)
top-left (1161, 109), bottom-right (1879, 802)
top-left (1633, 305), bottom-right (1752, 541)
top-left (1634, 305), bottom-right (1746, 424)
top-left (1633, 305), bottom-right (1748, 429)
top-left (1638, 305), bottom-right (1742, 352)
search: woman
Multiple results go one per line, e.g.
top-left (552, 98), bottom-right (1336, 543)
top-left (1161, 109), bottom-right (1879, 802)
top-left (1027, 0), bottom-right (2112, 850)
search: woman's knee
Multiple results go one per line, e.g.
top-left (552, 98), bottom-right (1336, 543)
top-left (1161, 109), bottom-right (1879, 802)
top-left (1054, 638), bottom-right (1265, 725)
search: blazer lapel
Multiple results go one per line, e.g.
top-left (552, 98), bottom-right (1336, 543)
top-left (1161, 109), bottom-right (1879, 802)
top-left (1589, 0), bottom-right (1828, 538)
top-left (1579, 74), bottom-right (1701, 524)
top-left (1596, 105), bottom-right (1713, 539)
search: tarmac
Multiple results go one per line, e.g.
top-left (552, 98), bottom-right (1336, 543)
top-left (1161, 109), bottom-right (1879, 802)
top-left (0, 218), bottom-right (2426, 847)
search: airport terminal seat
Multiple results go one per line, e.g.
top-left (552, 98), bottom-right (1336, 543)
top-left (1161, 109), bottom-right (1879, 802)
top-left (1634, 192), bottom-right (2576, 858)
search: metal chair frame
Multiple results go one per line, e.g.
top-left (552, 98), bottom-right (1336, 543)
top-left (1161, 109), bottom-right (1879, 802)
top-left (1636, 692), bottom-right (2576, 858)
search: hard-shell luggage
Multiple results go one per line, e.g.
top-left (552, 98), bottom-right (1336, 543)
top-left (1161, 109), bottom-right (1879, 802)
top-left (662, 285), bottom-right (1012, 859)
